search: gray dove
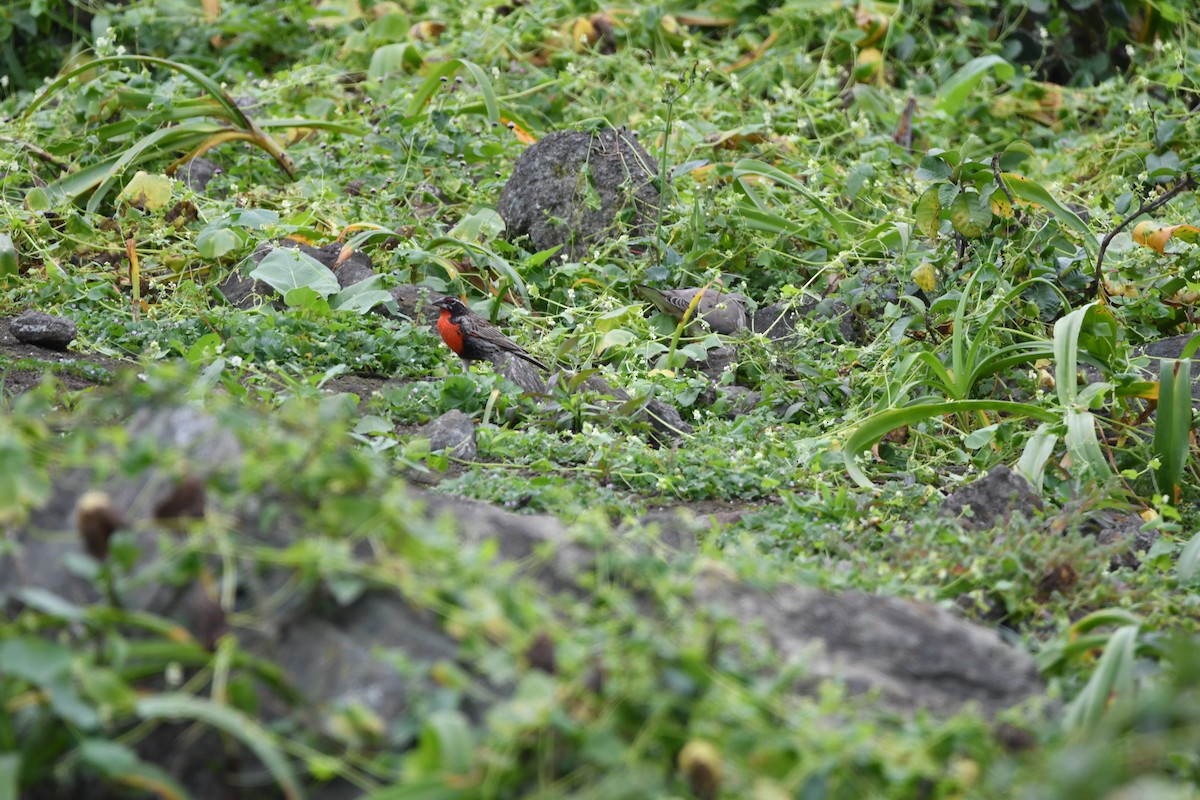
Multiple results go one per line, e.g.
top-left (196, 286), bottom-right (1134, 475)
top-left (635, 284), bottom-right (748, 334)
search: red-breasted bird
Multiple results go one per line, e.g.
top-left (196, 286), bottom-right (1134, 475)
top-left (635, 284), bottom-right (748, 334)
top-left (432, 295), bottom-right (549, 371)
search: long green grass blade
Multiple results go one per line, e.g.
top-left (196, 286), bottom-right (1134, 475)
top-left (1064, 624), bottom-right (1138, 733)
top-left (1002, 173), bottom-right (1098, 253)
top-left (1152, 357), bottom-right (1192, 498)
top-left (136, 694), bottom-right (303, 800)
top-left (1178, 530), bottom-right (1200, 583)
top-left (1064, 409), bottom-right (1113, 481)
top-left (845, 400), bottom-right (1059, 488)
top-left (406, 59), bottom-right (499, 123)
top-left (732, 158), bottom-right (849, 241)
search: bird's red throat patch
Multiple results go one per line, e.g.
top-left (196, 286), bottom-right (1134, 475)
top-left (437, 309), bottom-right (466, 355)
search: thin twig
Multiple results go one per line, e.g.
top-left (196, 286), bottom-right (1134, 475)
top-left (992, 154), bottom-right (1018, 209)
top-left (1093, 174), bottom-right (1196, 301)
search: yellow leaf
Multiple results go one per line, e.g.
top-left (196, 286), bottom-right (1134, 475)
top-left (409, 20), bottom-right (446, 41)
top-left (501, 117), bottom-right (537, 145)
top-left (571, 16), bottom-right (598, 50)
top-left (1132, 221), bottom-right (1200, 254)
top-left (854, 47), bottom-right (883, 82)
top-left (119, 171), bottom-right (173, 210)
top-left (675, 14), bottom-right (734, 27)
top-left (910, 262), bottom-right (937, 292)
top-left (855, 8), bottom-right (889, 47)
top-left (200, 0), bottom-right (220, 23)
top-left (1169, 288), bottom-right (1200, 305)
top-left (990, 189), bottom-right (1013, 218)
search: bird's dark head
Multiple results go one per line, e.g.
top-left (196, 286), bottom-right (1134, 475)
top-left (433, 296), bottom-right (467, 314)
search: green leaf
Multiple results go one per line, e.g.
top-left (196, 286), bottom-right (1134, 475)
top-left (79, 740), bottom-right (192, 800)
top-left (914, 187), bottom-right (941, 239)
top-left (845, 400), bottom-right (1059, 488)
top-left (1016, 424), bottom-right (1057, 490)
top-left (331, 275), bottom-right (393, 314)
top-left (0, 636), bottom-right (73, 681)
top-left (78, 667), bottom-right (137, 717)
top-left (0, 234), bottom-right (17, 283)
top-left (1064, 624), bottom-right (1138, 732)
top-left (0, 753), bottom-right (18, 800)
top-left (136, 694), bottom-right (303, 800)
top-left (1178, 531), bottom-right (1200, 583)
top-left (732, 158), bottom-right (850, 243)
top-left (11, 587), bottom-right (85, 621)
top-left (1152, 358), bottom-right (1192, 498)
top-left (1064, 409), bottom-right (1113, 482)
top-left (368, 43), bottom-right (413, 80)
top-left (196, 226), bottom-right (243, 260)
top-left (406, 59), bottom-right (499, 124)
top-left (0, 433), bottom-right (52, 517)
top-left (914, 155), bottom-right (952, 182)
top-left (1002, 173), bottom-right (1098, 253)
top-left (118, 171), bottom-right (173, 210)
top-left (449, 208), bottom-right (505, 243)
top-left (407, 709), bottom-right (474, 779)
top-left (250, 248), bottom-right (341, 299)
top-left (936, 55), bottom-right (1016, 114)
top-left (949, 191), bottom-right (991, 238)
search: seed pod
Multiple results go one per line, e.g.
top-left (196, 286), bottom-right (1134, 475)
top-left (75, 491), bottom-right (123, 560)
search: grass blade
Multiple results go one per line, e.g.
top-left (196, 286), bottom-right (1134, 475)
top-left (1152, 357), bottom-right (1192, 500)
top-left (845, 400), bottom-right (1059, 488)
top-left (1064, 624), bottom-right (1138, 733)
top-left (1178, 530), bottom-right (1200, 583)
top-left (136, 694), bottom-right (303, 800)
top-left (732, 158), bottom-right (849, 242)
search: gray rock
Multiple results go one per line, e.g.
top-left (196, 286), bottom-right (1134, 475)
top-left (9, 310), bottom-right (76, 351)
top-left (1086, 509), bottom-right (1159, 570)
top-left (575, 373), bottom-right (694, 442)
top-left (498, 128), bottom-right (659, 260)
top-left (214, 270), bottom-right (263, 309)
top-left (176, 157), bottom-right (223, 192)
top-left (691, 344), bottom-right (738, 380)
top-left (6, 404), bottom-right (1047, 797)
top-left (441, 492), bottom-right (1043, 717)
top-left (419, 410), bottom-right (477, 460)
top-left (379, 284), bottom-right (437, 325)
top-left (713, 385), bottom-right (762, 419)
top-left (217, 240), bottom-right (379, 309)
top-left (692, 573), bottom-right (1043, 718)
top-left (939, 466), bottom-right (1043, 531)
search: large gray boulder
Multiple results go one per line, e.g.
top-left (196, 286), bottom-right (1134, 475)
top-left (498, 128), bottom-right (660, 260)
top-left (2, 406), bottom-right (1045, 798)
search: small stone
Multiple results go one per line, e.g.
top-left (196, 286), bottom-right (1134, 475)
top-left (177, 157), bottom-right (223, 192)
top-left (714, 386), bottom-right (762, 419)
top-left (420, 410), bottom-right (477, 460)
top-left (939, 466), bottom-right (1043, 531)
top-left (10, 310), bottom-right (77, 351)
